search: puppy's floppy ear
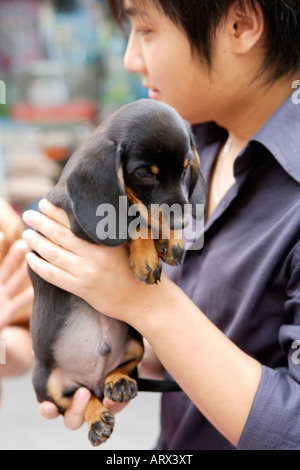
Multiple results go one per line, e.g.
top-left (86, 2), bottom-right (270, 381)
top-left (189, 141), bottom-right (207, 219)
top-left (66, 139), bottom-right (128, 246)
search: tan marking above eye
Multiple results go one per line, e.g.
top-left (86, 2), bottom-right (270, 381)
top-left (150, 165), bottom-right (159, 175)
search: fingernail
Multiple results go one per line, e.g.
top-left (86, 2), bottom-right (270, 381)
top-left (22, 229), bottom-right (34, 241)
top-left (43, 402), bottom-right (56, 417)
top-left (39, 199), bottom-right (50, 212)
top-left (22, 210), bottom-right (39, 224)
top-left (25, 252), bottom-right (36, 264)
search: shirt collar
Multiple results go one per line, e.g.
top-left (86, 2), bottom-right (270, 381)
top-left (252, 94), bottom-right (300, 184)
top-left (193, 94), bottom-right (300, 185)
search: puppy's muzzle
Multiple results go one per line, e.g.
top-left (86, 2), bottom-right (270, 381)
top-left (149, 201), bottom-right (190, 234)
top-left (168, 210), bottom-right (190, 231)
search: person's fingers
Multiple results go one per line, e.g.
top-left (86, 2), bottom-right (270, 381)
top-left (0, 240), bottom-right (28, 285)
top-left (39, 401), bottom-right (61, 420)
top-left (23, 229), bottom-right (79, 274)
top-left (25, 251), bottom-right (78, 294)
top-left (39, 388), bottom-right (91, 431)
top-left (0, 232), bottom-right (5, 262)
top-left (0, 285), bottom-right (33, 329)
top-left (38, 199), bottom-right (70, 229)
top-left (4, 259), bottom-right (30, 299)
top-left (22, 210), bottom-right (80, 255)
top-left (9, 286), bottom-right (34, 316)
top-left (0, 284), bottom-right (13, 329)
top-left (63, 388), bottom-right (91, 431)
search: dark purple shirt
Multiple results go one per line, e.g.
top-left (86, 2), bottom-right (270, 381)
top-left (157, 95), bottom-right (300, 450)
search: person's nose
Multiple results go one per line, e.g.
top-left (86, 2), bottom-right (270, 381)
top-left (124, 33), bottom-right (146, 75)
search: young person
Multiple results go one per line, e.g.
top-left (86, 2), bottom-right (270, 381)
top-left (23, 0), bottom-right (300, 449)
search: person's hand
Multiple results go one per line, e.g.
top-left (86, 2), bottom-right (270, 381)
top-left (39, 389), bottom-right (130, 431)
top-left (0, 234), bottom-right (33, 330)
top-left (22, 199), bottom-right (159, 324)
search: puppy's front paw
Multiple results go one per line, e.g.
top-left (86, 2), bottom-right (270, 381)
top-left (131, 259), bottom-right (162, 285)
top-left (104, 375), bottom-right (138, 403)
top-left (129, 238), bottom-right (162, 284)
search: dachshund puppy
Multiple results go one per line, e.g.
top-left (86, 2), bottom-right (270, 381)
top-left (29, 99), bottom-right (206, 446)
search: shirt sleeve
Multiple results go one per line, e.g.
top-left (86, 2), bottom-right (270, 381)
top-left (238, 248), bottom-right (300, 450)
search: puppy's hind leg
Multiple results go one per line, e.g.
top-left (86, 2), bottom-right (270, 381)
top-left (47, 369), bottom-right (115, 447)
top-left (85, 396), bottom-right (115, 447)
top-left (104, 336), bottom-right (144, 403)
top-left (35, 366), bottom-right (115, 447)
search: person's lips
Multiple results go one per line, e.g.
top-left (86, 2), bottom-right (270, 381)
top-left (143, 83), bottom-right (160, 100)
top-left (148, 88), bottom-right (160, 100)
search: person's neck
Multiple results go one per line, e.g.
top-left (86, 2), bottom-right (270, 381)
top-left (217, 73), bottom-right (298, 150)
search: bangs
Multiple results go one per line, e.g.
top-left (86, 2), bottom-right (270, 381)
top-left (108, 0), bottom-right (164, 25)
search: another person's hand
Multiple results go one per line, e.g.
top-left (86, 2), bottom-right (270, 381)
top-left (0, 234), bottom-right (33, 330)
top-left (0, 232), bottom-right (34, 379)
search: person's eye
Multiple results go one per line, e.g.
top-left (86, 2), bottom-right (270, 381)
top-left (137, 28), bottom-right (152, 37)
top-left (132, 22), bottom-right (154, 38)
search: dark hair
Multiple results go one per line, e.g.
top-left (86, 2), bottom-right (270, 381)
top-left (108, 0), bottom-right (300, 81)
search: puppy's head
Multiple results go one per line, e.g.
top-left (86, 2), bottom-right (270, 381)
top-left (118, 101), bottom-right (206, 232)
top-left (66, 100), bottom-right (206, 245)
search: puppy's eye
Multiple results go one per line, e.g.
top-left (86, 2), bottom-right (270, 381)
top-left (135, 168), bottom-right (155, 181)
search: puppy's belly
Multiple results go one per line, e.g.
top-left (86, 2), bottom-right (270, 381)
top-left (53, 297), bottom-right (129, 398)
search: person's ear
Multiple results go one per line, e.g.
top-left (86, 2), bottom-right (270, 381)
top-left (227, 1), bottom-right (265, 54)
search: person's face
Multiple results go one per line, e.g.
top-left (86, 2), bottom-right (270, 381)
top-left (123, 0), bottom-right (224, 124)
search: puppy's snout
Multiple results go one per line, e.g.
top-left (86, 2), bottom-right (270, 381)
top-left (162, 204), bottom-right (190, 231)
top-left (169, 212), bottom-right (190, 231)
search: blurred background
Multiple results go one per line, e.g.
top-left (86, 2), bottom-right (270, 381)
top-left (0, 0), bottom-right (146, 212)
top-left (0, 0), bottom-right (161, 451)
